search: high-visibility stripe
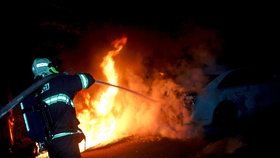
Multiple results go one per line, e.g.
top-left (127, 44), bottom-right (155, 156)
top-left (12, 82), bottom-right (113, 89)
top-left (36, 63), bottom-right (48, 67)
top-left (43, 93), bottom-right (74, 107)
top-left (52, 130), bottom-right (82, 140)
top-left (49, 66), bottom-right (59, 74)
top-left (79, 74), bottom-right (88, 89)
top-left (20, 103), bottom-right (30, 131)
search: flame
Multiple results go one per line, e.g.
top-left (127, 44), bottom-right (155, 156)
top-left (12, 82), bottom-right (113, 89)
top-left (8, 112), bottom-right (14, 145)
top-left (77, 37), bottom-right (127, 151)
top-left (75, 36), bottom-right (190, 152)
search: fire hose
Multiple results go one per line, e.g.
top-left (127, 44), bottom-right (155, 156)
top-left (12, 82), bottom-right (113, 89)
top-left (95, 80), bottom-right (157, 102)
top-left (0, 74), bottom-right (58, 119)
top-left (0, 75), bottom-right (157, 119)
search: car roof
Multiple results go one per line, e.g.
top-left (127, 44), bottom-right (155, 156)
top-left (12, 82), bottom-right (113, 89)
top-left (212, 67), bottom-right (280, 89)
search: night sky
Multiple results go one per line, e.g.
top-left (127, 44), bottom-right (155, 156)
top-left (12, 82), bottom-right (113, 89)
top-left (1, 1), bottom-right (279, 103)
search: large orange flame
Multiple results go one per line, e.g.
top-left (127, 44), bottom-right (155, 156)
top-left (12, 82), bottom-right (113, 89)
top-left (75, 36), bottom-right (190, 152)
top-left (77, 37), bottom-right (128, 151)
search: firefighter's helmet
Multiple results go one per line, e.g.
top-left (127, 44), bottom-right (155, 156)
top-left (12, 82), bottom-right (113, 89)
top-left (32, 58), bottom-right (59, 78)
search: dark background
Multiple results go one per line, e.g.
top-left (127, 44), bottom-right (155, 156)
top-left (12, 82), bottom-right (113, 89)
top-left (1, 2), bottom-right (279, 95)
top-left (0, 1), bottom-right (279, 157)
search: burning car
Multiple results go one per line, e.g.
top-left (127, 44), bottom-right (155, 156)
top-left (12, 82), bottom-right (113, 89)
top-left (190, 67), bottom-right (280, 135)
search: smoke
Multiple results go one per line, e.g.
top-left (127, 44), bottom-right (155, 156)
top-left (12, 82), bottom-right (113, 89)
top-left (60, 22), bottom-right (222, 141)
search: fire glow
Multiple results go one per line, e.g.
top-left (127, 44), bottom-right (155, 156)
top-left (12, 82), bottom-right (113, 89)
top-left (75, 36), bottom-right (190, 151)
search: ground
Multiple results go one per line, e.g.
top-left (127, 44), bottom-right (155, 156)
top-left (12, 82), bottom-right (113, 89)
top-left (81, 105), bottom-right (279, 158)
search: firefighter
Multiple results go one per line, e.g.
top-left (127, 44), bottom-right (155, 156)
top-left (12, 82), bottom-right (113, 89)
top-left (21, 58), bottom-right (95, 158)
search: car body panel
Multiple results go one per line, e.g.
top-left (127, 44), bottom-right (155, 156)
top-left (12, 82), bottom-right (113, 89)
top-left (191, 68), bottom-right (280, 127)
